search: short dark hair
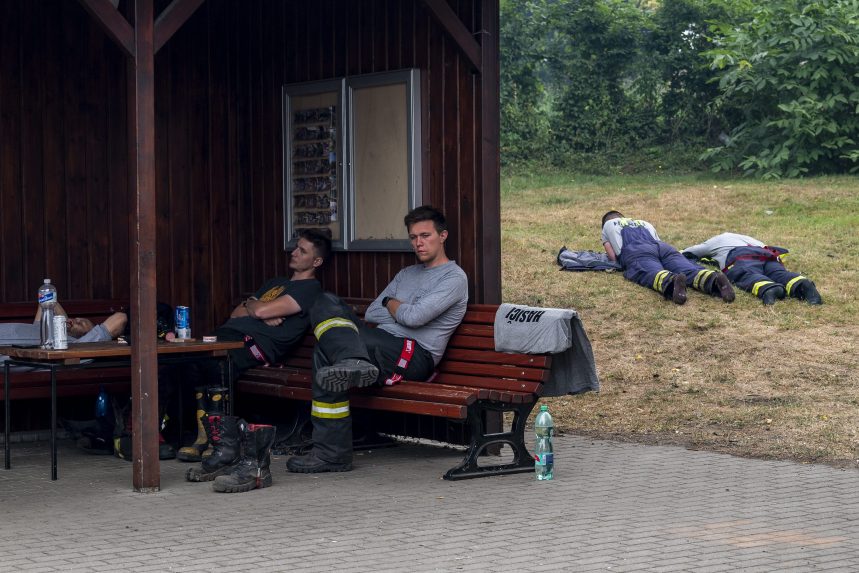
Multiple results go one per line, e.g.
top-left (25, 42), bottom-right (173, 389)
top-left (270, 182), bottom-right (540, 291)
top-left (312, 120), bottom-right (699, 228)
top-left (297, 229), bottom-right (332, 264)
top-left (601, 210), bottom-right (624, 227)
top-left (404, 205), bottom-right (448, 234)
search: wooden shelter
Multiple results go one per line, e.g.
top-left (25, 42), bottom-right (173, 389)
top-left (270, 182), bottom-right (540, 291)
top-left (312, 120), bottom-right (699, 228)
top-left (0, 0), bottom-right (501, 490)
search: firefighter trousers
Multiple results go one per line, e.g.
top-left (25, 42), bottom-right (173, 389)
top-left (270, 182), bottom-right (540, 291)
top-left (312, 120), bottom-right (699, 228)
top-left (620, 232), bottom-right (718, 298)
top-left (725, 247), bottom-right (809, 299)
top-left (308, 292), bottom-right (434, 464)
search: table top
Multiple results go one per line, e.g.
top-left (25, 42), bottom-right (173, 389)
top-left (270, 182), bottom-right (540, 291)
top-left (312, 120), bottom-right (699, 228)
top-left (0, 340), bottom-right (244, 365)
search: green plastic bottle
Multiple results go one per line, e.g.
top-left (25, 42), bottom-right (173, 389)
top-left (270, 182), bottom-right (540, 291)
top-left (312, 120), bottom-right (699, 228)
top-left (534, 404), bottom-right (554, 480)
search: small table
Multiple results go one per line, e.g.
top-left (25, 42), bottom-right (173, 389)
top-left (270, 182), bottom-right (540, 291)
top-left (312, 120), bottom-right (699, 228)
top-left (1, 340), bottom-right (244, 480)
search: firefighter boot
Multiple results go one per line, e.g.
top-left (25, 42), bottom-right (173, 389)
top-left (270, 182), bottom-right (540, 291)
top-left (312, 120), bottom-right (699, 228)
top-left (316, 359), bottom-right (379, 393)
top-left (185, 415), bottom-right (245, 482)
top-left (669, 274), bottom-right (687, 305)
top-left (796, 280), bottom-right (823, 305)
top-left (176, 387), bottom-right (209, 462)
top-left (286, 451), bottom-right (352, 473)
top-left (200, 387), bottom-right (229, 458)
top-left (213, 424), bottom-right (277, 493)
top-left (711, 272), bottom-right (736, 303)
top-left (311, 294), bottom-right (379, 392)
top-left (287, 356), bottom-right (354, 474)
top-left (761, 285), bottom-right (786, 305)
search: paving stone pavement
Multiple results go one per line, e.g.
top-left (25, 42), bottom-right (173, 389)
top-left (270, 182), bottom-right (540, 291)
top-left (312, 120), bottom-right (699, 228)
top-left (1, 434), bottom-right (858, 572)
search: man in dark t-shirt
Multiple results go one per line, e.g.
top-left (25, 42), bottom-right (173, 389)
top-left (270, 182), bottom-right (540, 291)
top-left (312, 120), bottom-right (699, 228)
top-left (176, 229), bottom-right (330, 462)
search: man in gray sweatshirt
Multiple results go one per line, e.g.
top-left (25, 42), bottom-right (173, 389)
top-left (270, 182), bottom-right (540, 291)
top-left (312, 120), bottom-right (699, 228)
top-left (681, 232), bottom-right (822, 305)
top-left (287, 205), bottom-right (469, 473)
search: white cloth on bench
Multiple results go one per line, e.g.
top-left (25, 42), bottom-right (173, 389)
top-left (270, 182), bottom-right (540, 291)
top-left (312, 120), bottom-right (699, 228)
top-left (494, 303), bottom-right (599, 395)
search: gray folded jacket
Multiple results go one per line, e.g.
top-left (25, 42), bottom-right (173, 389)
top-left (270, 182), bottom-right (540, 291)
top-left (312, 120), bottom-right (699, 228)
top-left (494, 303), bottom-right (599, 396)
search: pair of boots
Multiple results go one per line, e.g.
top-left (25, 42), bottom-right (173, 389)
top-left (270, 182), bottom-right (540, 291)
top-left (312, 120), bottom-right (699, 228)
top-left (761, 280), bottom-right (823, 305)
top-left (177, 387), bottom-right (228, 462)
top-left (185, 415), bottom-right (276, 494)
top-left (666, 272), bottom-right (735, 305)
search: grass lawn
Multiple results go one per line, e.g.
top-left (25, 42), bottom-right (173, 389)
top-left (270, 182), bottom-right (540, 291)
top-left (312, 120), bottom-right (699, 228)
top-left (501, 172), bottom-right (859, 467)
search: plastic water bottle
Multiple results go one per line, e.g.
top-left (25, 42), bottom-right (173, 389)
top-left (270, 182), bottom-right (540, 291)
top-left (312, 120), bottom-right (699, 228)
top-left (38, 279), bottom-right (58, 349)
top-left (95, 386), bottom-right (109, 420)
top-left (534, 404), bottom-right (554, 480)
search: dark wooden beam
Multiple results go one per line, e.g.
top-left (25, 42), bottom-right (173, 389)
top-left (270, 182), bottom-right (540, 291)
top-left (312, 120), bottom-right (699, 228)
top-left (480, 0), bottom-right (500, 303)
top-left (154, 0), bottom-right (206, 54)
top-left (421, 0), bottom-right (482, 73)
top-left (127, 0), bottom-right (160, 492)
top-left (77, 0), bottom-right (134, 57)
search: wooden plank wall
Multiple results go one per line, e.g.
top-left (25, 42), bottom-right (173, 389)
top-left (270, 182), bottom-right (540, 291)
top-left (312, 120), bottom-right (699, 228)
top-left (0, 0), bottom-right (498, 335)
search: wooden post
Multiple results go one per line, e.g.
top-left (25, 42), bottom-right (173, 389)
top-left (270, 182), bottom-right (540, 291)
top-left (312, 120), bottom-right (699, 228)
top-left (480, 0), bottom-right (501, 305)
top-left (78, 0), bottom-right (208, 491)
top-left (127, 0), bottom-right (160, 492)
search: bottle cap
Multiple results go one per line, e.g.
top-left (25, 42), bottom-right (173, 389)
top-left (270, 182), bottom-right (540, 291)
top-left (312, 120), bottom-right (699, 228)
top-left (540, 404), bottom-right (549, 412)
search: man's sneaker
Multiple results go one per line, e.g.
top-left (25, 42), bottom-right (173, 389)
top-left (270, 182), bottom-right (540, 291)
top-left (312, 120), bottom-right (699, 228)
top-left (713, 272), bottom-right (735, 303)
top-left (316, 359), bottom-right (379, 392)
top-left (761, 286), bottom-right (785, 305)
top-left (799, 281), bottom-right (823, 305)
top-left (670, 274), bottom-right (687, 305)
top-left (286, 453), bottom-right (352, 473)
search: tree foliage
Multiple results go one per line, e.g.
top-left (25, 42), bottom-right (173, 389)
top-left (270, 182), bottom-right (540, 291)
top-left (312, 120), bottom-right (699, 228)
top-left (500, 0), bottom-right (553, 163)
top-left (500, 0), bottom-right (749, 171)
top-left (702, 0), bottom-right (859, 177)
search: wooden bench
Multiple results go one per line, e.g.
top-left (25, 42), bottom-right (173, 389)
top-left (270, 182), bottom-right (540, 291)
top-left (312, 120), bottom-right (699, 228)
top-left (237, 303), bottom-right (552, 480)
top-left (1, 299), bottom-right (130, 403)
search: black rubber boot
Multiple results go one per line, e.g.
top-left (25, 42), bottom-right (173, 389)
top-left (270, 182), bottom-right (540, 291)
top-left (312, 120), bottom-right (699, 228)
top-left (796, 280), bottom-right (823, 305)
top-left (286, 452), bottom-right (352, 473)
top-left (668, 273), bottom-right (687, 305)
top-left (710, 272), bottom-right (736, 303)
top-left (176, 387), bottom-right (209, 462)
top-left (186, 415), bottom-right (245, 482)
top-left (761, 285), bottom-right (786, 305)
top-left (207, 386), bottom-right (229, 415)
top-left (311, 295), bottom-right (379, 392)
top-left (316, 359), bottom-right (379, 392)
top-left (213, 424), bottom-right (277, 493)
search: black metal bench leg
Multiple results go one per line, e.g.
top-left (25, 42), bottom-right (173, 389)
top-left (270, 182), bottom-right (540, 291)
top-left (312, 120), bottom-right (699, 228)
top-left (443, 401), bottom-right (537, 480)
top-left (4, 361), bottom-right (10, 470)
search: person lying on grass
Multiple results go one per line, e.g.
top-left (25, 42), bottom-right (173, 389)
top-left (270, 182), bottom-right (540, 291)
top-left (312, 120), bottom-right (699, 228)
top-left (600, 211), bottom-right (735, 305)
top-left (681, 232), bottom-right (822, 305)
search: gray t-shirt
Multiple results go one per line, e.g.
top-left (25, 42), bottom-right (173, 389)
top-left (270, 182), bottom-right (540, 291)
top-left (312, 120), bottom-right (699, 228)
top-left (364, 261), bottom-right (468, 365)
top-left (601, 218), bottom-right (659, 258)
top-left (682, 233), bottom-right (766, 268)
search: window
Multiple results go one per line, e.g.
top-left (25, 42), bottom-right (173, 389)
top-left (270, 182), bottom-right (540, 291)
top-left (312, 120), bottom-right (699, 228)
top-left (283, 69), bottom-right (422, 251)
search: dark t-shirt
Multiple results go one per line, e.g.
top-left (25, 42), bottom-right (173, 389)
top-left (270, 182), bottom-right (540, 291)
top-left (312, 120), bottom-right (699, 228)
top-left (220, 277), bottom-right (322, 363)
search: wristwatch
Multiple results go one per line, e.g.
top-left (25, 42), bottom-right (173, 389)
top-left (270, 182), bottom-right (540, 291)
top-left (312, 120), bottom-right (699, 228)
top-left (382, 296), bottom-right (391, 308)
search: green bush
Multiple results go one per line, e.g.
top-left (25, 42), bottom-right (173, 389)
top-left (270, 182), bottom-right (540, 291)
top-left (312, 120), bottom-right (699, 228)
top-left (702, 0), bottom-right (859, 178)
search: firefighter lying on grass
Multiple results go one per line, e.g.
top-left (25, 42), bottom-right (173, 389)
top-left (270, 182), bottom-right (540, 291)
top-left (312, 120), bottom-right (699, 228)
top-left (600, 211), bottom-right (735, 305)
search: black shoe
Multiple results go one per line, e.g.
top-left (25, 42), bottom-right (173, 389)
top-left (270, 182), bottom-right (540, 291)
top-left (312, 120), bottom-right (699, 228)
top-left (670, 274), bottom-right (687, 305)
top-left (316, 359), bottom-right (379, 392)
top-left (713, 272), bottom-right (735, 303)
top-left (286, 453), bottom-right (352, 473)
top-left (761, 286), bottom-right (785, 305)
top-left (159, 443), bottom-right (176, 460)
top-left (799, 281), bottom-right (823, 305)
top-left (76, 435), bottom-right (114, 455)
